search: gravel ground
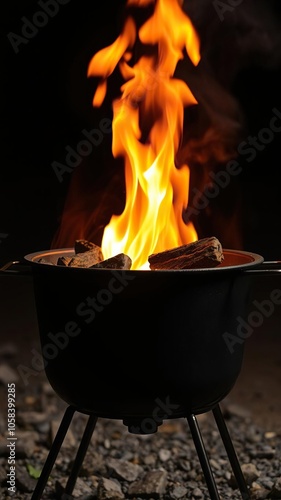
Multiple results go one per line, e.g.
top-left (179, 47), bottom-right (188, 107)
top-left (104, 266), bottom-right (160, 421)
top-left (0, 361), bottom-right (281, 500)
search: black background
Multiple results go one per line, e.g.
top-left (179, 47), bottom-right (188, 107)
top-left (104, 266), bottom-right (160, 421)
top-left (1, 0), bottom-right (281, 266)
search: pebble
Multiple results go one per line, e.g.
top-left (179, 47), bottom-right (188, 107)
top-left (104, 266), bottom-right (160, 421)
top-left (171, 485), bottom-right (188, 498)
top-left (0, 364), bottom-right (19, 384)
top-left (158, 448), bottom-right (171, 462)
top-left (192, 487), bottom-right (204, 497)
top-left (98, 477), bottom-right (124, 499)
top-left (268, 476), bottom-right (281, 498)
top-left (127, 470), bottom-right (168, 497)
top-left (107, 457), bottom-right (143, 482)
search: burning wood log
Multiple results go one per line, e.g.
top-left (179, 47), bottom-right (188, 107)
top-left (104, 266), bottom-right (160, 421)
top-left (57, 256), bottom-right (73, 267)
top-left (56, 240), bottom-right (104, 268)
top-left (74, 239), bottom-right (103, 256)
top-left (55, 240), bottom-right (131, 269)
top-left (90, 253), bottom-right (132, 270)
top-left (53, 237), bottom-right (223, 270)
top-left (148, 236), bottom-right (224, 270)
top-left (68, 248), bottom-right (104, 268)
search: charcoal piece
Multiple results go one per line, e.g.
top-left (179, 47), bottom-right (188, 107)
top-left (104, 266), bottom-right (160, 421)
top-left (74, 239), bottom-right (103, 258)
top-left (90, 253), bottom-right (132, 270)
top-left (57, 256), bottom-right (73, 266)
top-left (68, 248), bottom-right (104, 268)
top-left (37, 258), bottom-right (54, 265)
top-left (148, 236), bottom-right (224, 270)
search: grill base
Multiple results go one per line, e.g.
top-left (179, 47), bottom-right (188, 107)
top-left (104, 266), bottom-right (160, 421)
top-left (30, 404), bottom-right (251, 500)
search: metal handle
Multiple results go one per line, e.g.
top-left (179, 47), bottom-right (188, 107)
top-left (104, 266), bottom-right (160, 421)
top-left (0, 260), bottom-right (32, 276)
top-left (244, 261), bottom-right (281, 276)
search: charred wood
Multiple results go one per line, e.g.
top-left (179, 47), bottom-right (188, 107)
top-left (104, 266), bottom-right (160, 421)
top-left (90, 253), bottom-right (132, 270)
top-left (68, 248), bottom-right (104, 268)
top-left (57, 256), bottom-right (73, 266)
top-left (148, 236), bottom-right (224, 270)
top-left (74, 239), bottom-right (103, 257)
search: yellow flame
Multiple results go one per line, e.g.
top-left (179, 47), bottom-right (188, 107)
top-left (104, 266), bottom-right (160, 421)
top-left (88, 0), bottom-right (200, 269)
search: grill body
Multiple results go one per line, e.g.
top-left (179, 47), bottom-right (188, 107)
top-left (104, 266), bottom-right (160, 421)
top-left (26, 248), bottom-right (262, 421)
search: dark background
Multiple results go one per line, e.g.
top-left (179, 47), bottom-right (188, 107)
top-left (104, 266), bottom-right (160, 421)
top-left (1, 0), bottom-right (281, 266)
top-left (0, 0), bottom-right (281, 443)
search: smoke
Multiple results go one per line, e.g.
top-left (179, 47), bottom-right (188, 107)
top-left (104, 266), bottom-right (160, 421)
top-left (177, 0), bottom-right (281, 169)
top-left (184, 0), bottom-right (281, 76)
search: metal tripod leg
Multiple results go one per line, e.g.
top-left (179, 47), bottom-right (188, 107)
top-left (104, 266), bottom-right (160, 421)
top-left (31, 405), bottom-right (76, 500)
top-left (212, 404), bottom-right (251, 500)
top-left (63, 414), bottom-right (98, 497)
top-left (187, 414), bottom-right (221, 500)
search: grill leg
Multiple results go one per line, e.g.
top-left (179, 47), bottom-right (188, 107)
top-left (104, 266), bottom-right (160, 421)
top-left (186, 414), bottom-right (221, 500)
top-left (31, 405), bottom-right (76, 500)
top-left (212, 404), bottom-right (251, 500)
top-left (63, 414), bottom-right (98, 497)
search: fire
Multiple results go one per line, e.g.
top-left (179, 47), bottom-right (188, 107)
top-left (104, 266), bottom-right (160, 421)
top-left (87, 0), bottom-right (200, 269)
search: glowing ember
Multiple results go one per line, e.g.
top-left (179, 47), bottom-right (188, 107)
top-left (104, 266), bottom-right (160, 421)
top-left (87, 0), bottom-right (201, 269)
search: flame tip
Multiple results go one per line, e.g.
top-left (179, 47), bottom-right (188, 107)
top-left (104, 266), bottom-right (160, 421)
top-left (92, 0), bottom-right (200, 269)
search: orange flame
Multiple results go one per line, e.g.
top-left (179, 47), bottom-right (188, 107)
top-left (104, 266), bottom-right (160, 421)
top-left (88, 0), bottom-right (200, 269)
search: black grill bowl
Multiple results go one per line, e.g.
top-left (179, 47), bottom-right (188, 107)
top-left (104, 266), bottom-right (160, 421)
top-left (25, 248), bottom-right (264, 423)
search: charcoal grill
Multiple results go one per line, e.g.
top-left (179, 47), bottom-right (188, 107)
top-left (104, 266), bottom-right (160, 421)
top-left (2, 248), bottom-right (281, 500)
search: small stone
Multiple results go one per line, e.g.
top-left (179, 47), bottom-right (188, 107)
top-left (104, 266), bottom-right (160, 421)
top-left (0, 363), bottom-right (19, 384)
top-left (107, 457), bottom-right (143, 482)
top-left (192, 487), bottom-right (204, 497)
top-left (229, 463), bottom-right (260, 488)
top-left (24, 395), bottom-right (38, 406)
top-left (158, 449), bottom-right (171, 462)
top-left (97, 477), bottom-right (124, 499)
top-left (250, 483), bottom-right (271, 500)
top-left (171, 485), bottom-right (188, 498)
top-left (57, 477), bottom-right (94, 498)
top-left (159, 421), bottom-right (185, 434)
top-left (50, 420), bottom-right (76, 448)
top-left (104, 439), bottom-right (111, 449)
top-left (241, 463), bottom-right (261, 484)
top-left (128, 470), bottom-right (168, 498)
top-left (143, 454), bottom-right (156, 466)
top-left (209, 458), bottom-right (221, 470)
top-left (249, 446), bottom-right (276, 459)
top-left (224, 471), bottom-right (231, 481)
top-left (79, 452), bottom-right (107, 477)
top-left (264, 432), bottom-right (277, 440)
top-left (268, 477), bottom-right (281, 499)
top-left (178, 459), bottom-right (191, 472)
top-left (260, 478), bottom-right (274, 490)
top-left (15, 465), bottom-right (37, 493)
top-left (246, 427), bottom-right (263, 444)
